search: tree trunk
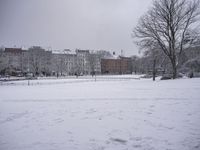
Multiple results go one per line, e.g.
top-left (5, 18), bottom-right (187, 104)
top-left (152, 58), bottom-right (156, 81)
top-left (171, 61), bottom-right (177, 79)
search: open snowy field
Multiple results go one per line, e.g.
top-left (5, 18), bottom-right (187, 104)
top-left (0, 76), bottom-right (200, 150)
top-left (0, 74), bottom-right (141, 86)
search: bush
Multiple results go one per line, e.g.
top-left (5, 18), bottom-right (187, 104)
top-left (160, 76), bottom-right (172, 80)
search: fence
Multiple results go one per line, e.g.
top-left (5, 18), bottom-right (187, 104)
top-left (0, 75), bottom-right (141, 86)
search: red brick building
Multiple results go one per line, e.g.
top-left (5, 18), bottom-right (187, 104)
top-left (101, 56), bottom-right (132, 74)
top-left (4, 48), bottom-right (26, 74)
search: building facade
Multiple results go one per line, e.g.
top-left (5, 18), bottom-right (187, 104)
top-left (0, 47), bottom-right (131, 76)
top-left (101, 56), bottom-right (132, 74)
top-left (76, 49), bottom-right (91, 75)
top-left (3, 48), bottom-right (27, 75)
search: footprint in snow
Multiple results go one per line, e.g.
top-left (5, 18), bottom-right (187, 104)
top-left (54, 118), bottom-right (64, 123)
top-left (110, 138), bottom-right (127, 145)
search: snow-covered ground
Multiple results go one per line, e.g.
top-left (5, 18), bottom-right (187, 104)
top-left (0, 74), bottom-right (141, 86)
top-left (0, 76), bottom-right (200, 150)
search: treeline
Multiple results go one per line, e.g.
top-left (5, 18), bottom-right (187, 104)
top-left (131, 46), bottom-right (200, 79)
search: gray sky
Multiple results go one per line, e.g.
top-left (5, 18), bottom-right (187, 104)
top-left (0, 0), bottom-right (153, 56)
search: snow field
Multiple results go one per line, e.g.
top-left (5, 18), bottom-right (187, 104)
top-left (0, 77), bottom-right (200, 150)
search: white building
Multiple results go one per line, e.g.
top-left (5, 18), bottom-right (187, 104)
top-left (76, 49), bottom-right (90, 75)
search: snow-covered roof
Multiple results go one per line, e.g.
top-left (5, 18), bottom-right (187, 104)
top-left (52, 49), bottom-right (76, 55)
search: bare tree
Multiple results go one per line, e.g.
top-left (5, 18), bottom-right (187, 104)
top-left (28, 46), bottom-right (47, 76)
top-left (52, 54), bottom-right (66, 77)
top-left (133, 0), bottom-right (200, 79)
top-left (145, 45), bottom-right (170, 80)
top-left (88, 52), bottom-right (102, 76)
top-left (0, 47), bottom-right (6, 75)
top-left (96, 50), bottom-right (112, 59)
top-left (131, 55), bottom-right (139, 74)
top-left (88, 53), bottom-right (96, 75)
top-left (144, 46), bottom-right (160, 81)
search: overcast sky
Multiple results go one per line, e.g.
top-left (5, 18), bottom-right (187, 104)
top-left (0, 0), bottom-right (153, 56)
